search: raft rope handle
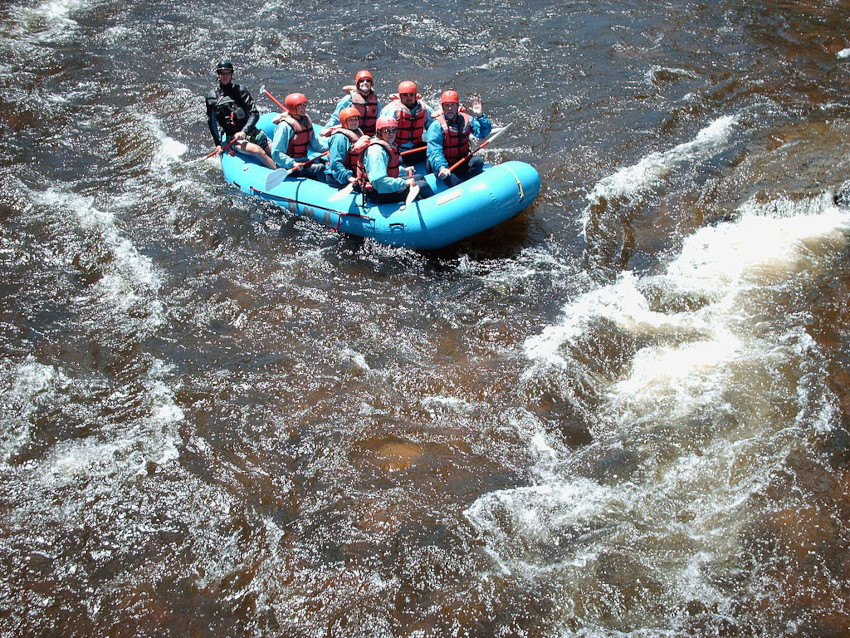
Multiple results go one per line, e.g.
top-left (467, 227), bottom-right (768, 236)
top-left (331, 210), bottom-right (375, 231)
top-left (249, 186), bottom-right (375, 222)
top-left (499, 164), bottom-right (525, 201)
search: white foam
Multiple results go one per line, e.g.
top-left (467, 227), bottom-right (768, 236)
top-left (11, 357), bottom-right (57, 399)
top-left (667, 192), bottom-right (846, 295)
top-left (7, 0), bottom-right (84, 40)
top-left (837, 48), bottom-right (850, 59)
top-left (421, 395), bottom-right (475, 412)
top-left (142, 113), bottom-right (189, 172)
top-left (47, 438), bottom-right (123, 479)
top-left (530, 194), bottom-right (849, 376)
top-left (341, 348), bottom-right (370, 371)
top-left (465, 475), bottom-right (622, 572)
top-left (45, 358), bottom-right (182, 482)
top-left (34, 0), bottom-right (82, 21)
top-left (33, 188), bottom-right (165, 334)
top-left (523, 271), bottom-right (702, 373)
top-left (644, 65), bottom-right (698, 85)
top-left (144, 359), bottom-right (184, 466)
top-left (478, 189), bottom-right (850, 604)
top-left (480, 246), bottom-right (575, 293)
top-left (609, 334), bottom-right (739, 423)
top-left (582, 115), bottom-right (738, 230)
top-left (1, 358), bottom-right (60, 463)
top-left (156, 137), bottom-right (189, 168)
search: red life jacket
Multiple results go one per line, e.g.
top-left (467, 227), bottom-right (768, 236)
top-left (356, 138), bottom-right (401, 190)
top-left (349, 90), bottom-right (379, 135)
top-left (331, 127), bottom-right (366, 171)
top-left (391, 99), bottom-right (428, 147)
top-left (436, 112), bottom-right (472, 164)
top-left (279, 113), bottom-right (314, 159)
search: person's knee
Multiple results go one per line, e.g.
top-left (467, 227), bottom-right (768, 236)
top-left (441, 173), bottom-right (460, 188)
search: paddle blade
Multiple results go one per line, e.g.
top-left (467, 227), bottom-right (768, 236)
top-left (404, 184), bottom-right (420, 208)
top-left (264, 168), bottom-right (290, 191)
top-left (329, 182), bottom-right (355, 202)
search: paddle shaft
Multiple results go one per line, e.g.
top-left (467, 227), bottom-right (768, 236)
top-left (265, 150), bottom-right (330, 191)
top-left (189, 138), bottom-right (235, 163)
top-left (263, 88), bottom-right (287, 111)
top-left (447, 122), bottom-right (513, 173)
top-left (298, 150), bottom-right (329, 169)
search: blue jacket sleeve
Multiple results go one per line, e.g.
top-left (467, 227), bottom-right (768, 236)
top-left (471, 114), bottom-right (492, 140)
top-left (309, 131), bottom-right (329, 155)
top-left (425, 120), bottom-right (448, 172)
top-left (379, 103), bottom-right (398, 120)
top-left (324, 96), bottom-right (352, 129)
top-left (327, 135), bottom-right (354, 184)
top-left (364, 145), bottom-right (407, 194)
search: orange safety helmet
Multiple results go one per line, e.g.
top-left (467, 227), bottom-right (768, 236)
top-left (397, 80), bottom-right (418, 95)
top-left (339, 106), bottom-right (361, 125)
top-left (440, 90), bottom-right (460, 104)
top-left (284, 92), bottom-right (308, 113)
top-left (355, 70), bottom-right (373, 84)
top-left (375, 116), bottom-right (399, 131)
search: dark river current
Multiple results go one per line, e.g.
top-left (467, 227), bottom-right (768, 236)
top-left (2, 0), bottom-right (850, 636)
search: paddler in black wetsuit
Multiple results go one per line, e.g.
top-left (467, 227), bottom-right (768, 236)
top-left (205, 60), bottom-right (276, 169)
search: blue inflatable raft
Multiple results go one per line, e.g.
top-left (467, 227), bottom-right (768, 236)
top-left (220, 113), bottom-right (541, 250)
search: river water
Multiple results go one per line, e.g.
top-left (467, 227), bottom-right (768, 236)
top-left (2, 0), bottom-right (850, 636)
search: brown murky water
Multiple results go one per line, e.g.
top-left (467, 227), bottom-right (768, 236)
top-left (1, 0), bottom-right (850, 635)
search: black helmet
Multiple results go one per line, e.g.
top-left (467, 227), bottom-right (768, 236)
top-left (215, 59), bottom-right (234, 73)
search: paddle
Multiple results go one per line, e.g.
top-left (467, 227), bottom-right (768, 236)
top-left (400, 168), bottom-right (418, 210)
top-left (400, 145), bottom-right (426, 156)
top-left (447, 122), bottom-right (514, 173)
top-left (402, 184), bottom-right (419, 209)
top-left (264, 151), bottom-right (330, 190)
top-left (261, 85), bottom-right (287, 111)
top-left (184, 139), bottom-right (235, 165)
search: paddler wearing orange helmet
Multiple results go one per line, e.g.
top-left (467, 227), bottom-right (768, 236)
top-left (324, 106), bottom-right (370, 188)
top-left (426, 90), bottom-right (491, 188)
top-left (269, 92), bottom-right (329, 182)
top-left (323, 70), bottom-right (382, 136)
top-left (358, 116), bottom-right (434, 204)
top-left (379, 80), bottom-right (435, 163)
